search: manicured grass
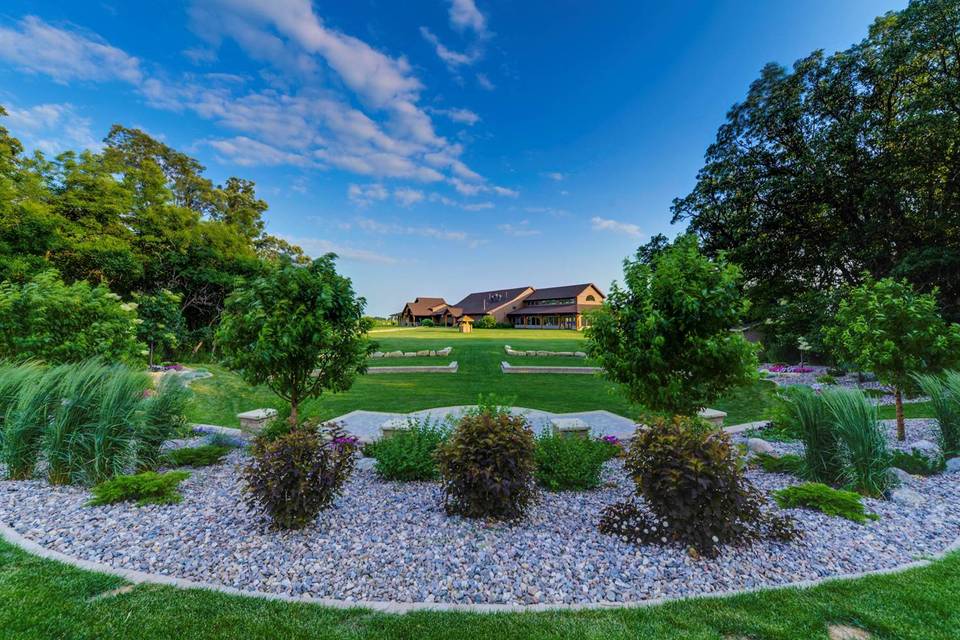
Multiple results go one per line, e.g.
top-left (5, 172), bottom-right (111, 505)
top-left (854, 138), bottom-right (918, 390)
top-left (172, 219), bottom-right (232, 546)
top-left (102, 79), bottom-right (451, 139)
top-left (1, 536), bottom-right (959, 639)
top-left (185, 328), bottom-right (778, 428)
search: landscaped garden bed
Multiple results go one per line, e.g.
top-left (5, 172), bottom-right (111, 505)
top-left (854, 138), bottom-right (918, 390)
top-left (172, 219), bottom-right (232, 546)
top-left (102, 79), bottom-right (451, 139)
top-left (2, 417), bottom-right (957, 608)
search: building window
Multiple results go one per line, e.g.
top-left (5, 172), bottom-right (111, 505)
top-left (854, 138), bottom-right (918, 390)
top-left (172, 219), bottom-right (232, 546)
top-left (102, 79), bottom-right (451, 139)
top-left (585, 294), bottom-right (596, 302)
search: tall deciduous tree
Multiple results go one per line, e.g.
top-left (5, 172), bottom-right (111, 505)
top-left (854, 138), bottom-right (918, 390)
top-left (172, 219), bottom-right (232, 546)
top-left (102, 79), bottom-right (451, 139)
top-left (216, 255), bottom-right (372, 424)
top-left (825, 277), bottom-right (960, 441)
top-left (587, 235), bottom-right (758, 417)
top-left (672, 0), bottom-right (960, 348)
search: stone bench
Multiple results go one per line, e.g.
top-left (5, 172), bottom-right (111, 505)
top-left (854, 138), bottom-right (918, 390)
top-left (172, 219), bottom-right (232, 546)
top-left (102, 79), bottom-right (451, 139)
top-left (236, 408), bottom-right (277, 431)
top-left (379, 418), bottom-right (412, 439)
top-left (550, 417), bottom-right (591, 439)
top-left (698, 408), bottom-right (727, 428)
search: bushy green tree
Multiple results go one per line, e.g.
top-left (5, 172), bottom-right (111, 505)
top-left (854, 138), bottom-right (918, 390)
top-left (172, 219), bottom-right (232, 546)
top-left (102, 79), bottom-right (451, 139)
top-left (216, 255), bottom-right (372, 424)
top-left (132, 289), bottom-right (185, 365)
top-left (587, 234), bottom-right (758, 416)
top-left (0, 270), bottom-right (143, 364)
top-left (825, 276), bottom-right (960, 440)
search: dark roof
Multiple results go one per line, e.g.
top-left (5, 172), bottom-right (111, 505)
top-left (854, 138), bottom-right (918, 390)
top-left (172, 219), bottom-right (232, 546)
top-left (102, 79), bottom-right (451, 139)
top-left (454, 287), bottom-right (532, 315)
top-left (507, 303), bottom-right (602, 316)
top-left (404, 297), bottom-right (447, 316)
top-left (524, 283), bottom-right (604, 302)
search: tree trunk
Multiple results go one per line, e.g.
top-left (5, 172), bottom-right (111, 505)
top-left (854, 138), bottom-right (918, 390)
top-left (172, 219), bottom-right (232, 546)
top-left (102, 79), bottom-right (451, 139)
top-left (289, 390), bottom-right (299, 426)
top-left (149, 341), bottom-right (155, 367)
top-left (895, 387), bottom-right (905, 442)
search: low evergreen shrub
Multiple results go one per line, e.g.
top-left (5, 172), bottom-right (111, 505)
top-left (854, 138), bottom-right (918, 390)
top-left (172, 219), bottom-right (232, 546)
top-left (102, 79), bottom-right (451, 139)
top-left (753, 452), bottom-right (806, 476)
top-left (244, 423), bottom-right (358, 529)
top-left (890, 449), bottom-right (945, 476)
top-left (534, 433), bottom-right (613, 491)
top-left (599, 415), bottom-right (797, 556)
top-left (773, 482), bottom-right (879, 524)
top-left (368, 418), bottom-right (448, 481)
top-left (88, 470), bottom-right (191, 507)
top-left (164, 444), bottom-right (232, 468)
top-left (436, 409), bottom-right (536, 519)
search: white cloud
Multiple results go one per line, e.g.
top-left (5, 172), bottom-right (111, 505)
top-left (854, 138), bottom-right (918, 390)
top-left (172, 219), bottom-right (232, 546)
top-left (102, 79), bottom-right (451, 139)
top-left (356, 217), bottom-right (469, 242)
top-left (591, 216), bottom-right (643, 238)
top-left (0, 16), bottom-right (142, 85)
top-left (450, 177), bottom-right (517, 198)
top-left (431, 107), bottom-right (480, 126)
top-left (492, 186), bottom-right (518, 197)
top-left (393, 187), bottom-right (424, 207)
top-left (420, 27), bottom-right (478, 69)
top-left (4, 102), bottom-right (101, 155)
top-left (449, 0), bottom-right (487, 35)
top-left (284, 235), bottom-right (398, 264)
top-left (207, 136), bottom-right (313, 166)
top-left (525, 206), bottom-right (570, 217)
top-left (462, 201), bottom-right (494, 211)
top-left (498, 221), bottom-right (540, 237)
top-left (347, 183), bottom-right (389, 206)
top-left (541, 171), bottom-right (566, 181)
top-left (475, 73), bottom-right (495, 90)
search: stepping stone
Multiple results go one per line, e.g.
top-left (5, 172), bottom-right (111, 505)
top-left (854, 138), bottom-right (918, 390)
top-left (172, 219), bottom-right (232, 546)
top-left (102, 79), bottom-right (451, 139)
top-left (828, 624), bottom-right (872, 640)
top-left (747, 438), bottom-right (776, 455)
top-left (890, 487), bottom-right (925, 507)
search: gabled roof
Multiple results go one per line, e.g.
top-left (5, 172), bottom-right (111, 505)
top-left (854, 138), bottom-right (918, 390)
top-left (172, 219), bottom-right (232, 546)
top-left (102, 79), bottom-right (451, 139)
top-left (507, 303), bottom-right (601, 316)
top-left (403, 297), bottom-right (447, 317)
top-left (454, 287), bottom-right (532, 315)
top-left (524, 283), bottom-right (605, 301)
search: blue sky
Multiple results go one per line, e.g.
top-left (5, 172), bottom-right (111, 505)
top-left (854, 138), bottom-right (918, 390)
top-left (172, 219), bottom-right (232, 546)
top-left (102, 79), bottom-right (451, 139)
top-left (0, 0), bottom-right (903, 316)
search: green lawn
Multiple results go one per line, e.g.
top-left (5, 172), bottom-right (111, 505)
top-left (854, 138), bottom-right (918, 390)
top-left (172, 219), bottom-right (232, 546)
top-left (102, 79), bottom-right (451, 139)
top-left (2, 536), bottom-right (958, 639)
top-left (186, 327), bottom-right (780, 428)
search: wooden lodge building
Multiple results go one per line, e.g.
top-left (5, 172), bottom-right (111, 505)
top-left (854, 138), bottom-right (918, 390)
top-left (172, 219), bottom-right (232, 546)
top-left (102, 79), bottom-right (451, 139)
top-left (398, 283), bottom-right (604, 330)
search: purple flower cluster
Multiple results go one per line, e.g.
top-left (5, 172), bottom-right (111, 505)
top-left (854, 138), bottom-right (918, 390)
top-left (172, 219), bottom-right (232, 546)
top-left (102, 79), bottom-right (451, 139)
top-left (765, 364), bottom-right (814, 374)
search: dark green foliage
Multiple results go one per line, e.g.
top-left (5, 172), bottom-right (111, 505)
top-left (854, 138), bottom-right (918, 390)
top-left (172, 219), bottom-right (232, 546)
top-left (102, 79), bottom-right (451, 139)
top-left (533, 433), bottom-right (613, 491)
top-left (599, 415), bottom-right (796, 555)
top-left (243, 423), bottom-right (357, 529)
top-left (915, 371), bottom-right (960, 456)
top-left (435, 410), bottom-right (537, 519)
top-left (164, 445), bottom-right (232, 468)
top-left (133, 289), bottom-right (186, 366)
top-left (136, 374), bottom-right (191, 471)
top-left (88, 471), bottom-right (191, 507)
top-left (774, 482), bottom-right (879, 524)
top-left (217, 255), bottom-right (372, 424)
top-left (821, 389), bottom-right (891, 497)
top-left (889, 449), bottom-right (945, 476)
top-left (419, 318), bottom-right (435, 328)
top-left (754, 452), bottom-right (805, 476)
top-left (473, 316), bottom-right (497, 329)
top-left (587, 234), bottom-right (758, 416)
top-left (368, 418), bottom-right (448, 481)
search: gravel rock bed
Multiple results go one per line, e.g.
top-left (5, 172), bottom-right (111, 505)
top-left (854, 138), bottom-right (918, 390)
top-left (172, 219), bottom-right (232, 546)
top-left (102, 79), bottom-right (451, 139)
top-left (759, 364), bottom-right (928, 405)
top-left (2, 420), bottom-right (959, 606)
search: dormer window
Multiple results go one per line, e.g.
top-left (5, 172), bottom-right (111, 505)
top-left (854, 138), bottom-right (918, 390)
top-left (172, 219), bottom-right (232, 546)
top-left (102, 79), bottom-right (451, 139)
top-left (585, 295), bottom-right (596, 302)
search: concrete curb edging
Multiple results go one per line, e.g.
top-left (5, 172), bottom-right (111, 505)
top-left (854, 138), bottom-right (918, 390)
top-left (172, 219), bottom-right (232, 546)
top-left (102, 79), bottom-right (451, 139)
top-left (367, 361), bottom-right (458, 374)
top-left (2, 523), bottom-right (958, 615)
top-left (501, 361), bottom-right (602, 375)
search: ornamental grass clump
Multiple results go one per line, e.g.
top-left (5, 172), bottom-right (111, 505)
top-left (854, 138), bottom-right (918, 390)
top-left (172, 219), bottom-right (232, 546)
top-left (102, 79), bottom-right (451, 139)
top-left (915, 371), bottom-right (960, 457)
top-left (784, 386), bottom-right (845, 485)
top-left (88, 470), bottom-right (191, 507)
top-left (43, 360), bottom-right (109, 484)
top-left (598, 415), bottom-right (796, 556)
top-left (436, 409), bottom-right (537, 519)
top-left (1, 363), bottom-right (62, 480)
top-left (821, 388), bottom-right (891, 497)
top-left (773, 482), bottom-right (878, 524)
top-left (368, 417), bottom-right (449, 481)
top-left (135, 374), bottom-right (191, 471)
top-left (244, 422), bottom-right (358, 529)
top-left (534, 432), bottom-right (615, 491)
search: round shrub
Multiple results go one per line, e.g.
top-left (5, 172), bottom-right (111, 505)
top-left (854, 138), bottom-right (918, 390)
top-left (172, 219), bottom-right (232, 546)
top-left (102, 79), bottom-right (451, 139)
top-left (419, 318), bottom-right (435, 327)
top-left (436, 410), bottom-right (536, 519)
top-left (368, 418), bottom-right (448, 481)
top-left (243, 422), bottom-right (357, 529)
top-left (534, 433), bottom-right (614, 491)
top-left (599, 415), bottom-right (796, 555)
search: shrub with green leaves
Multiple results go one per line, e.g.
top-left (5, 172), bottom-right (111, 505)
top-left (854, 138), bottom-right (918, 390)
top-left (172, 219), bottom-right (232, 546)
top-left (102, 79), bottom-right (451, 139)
top-left (753, 452), bottom-right (806, 476)
top-left (244, 423), bottom-right (358, 529)
top-left (164, 445), bottom-right (232, 468)
top-left (88, 471), bottom-right (191, 507)
top-left (368, 418), bottom-right (448, 481)
top-left (534, 433), bottom-right (613, 491)
top-left (773, 482), bottom-right (879, 524)
top-left (822, 388), bottom-right (891, 497)
top-left (889, 449), bottom-right (945, 476)
top-left (419, 318), bottom-right (435, 328)
top-left (436, 410), bottom-right (536, 519)
top-left (135, 374), bottom-right (191, 471)
top-left (914, 371), bottom-right (960, 457)
top-left (599, 415), bottom-right (796, 555)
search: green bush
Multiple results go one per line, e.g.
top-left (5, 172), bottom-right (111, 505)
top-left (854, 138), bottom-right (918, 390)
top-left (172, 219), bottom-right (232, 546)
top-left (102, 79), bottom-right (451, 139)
top-left (419, 318), bottom-right (435, 327)
top-left (822, 388), bottom-right (891, 496)
top-left (136, 374), bottom-right (191, 471)
top-left (88, 471), bottom-right (191, 507)
top-left (244, 423), bottom-right (358, 529)
top-left (784, 386), bottom-right (846, 485)
top-left (816, 374), bottom-right (837, 385)
top-left (436, 410), bottom-right (536, 519)
top-left (890, 449), bottom-right (945, 476)
top-left (753, 452), bottom-right (805, 476)
top-left (534, 433), bottom-right (613, 491)
top-left (915, 371), bottom-right (960, 457)
top-left (473, 315), bottom-right (497, 329)
top-left (368, 418), bottom-right (448, 481)
top-left (164, 445), bottom-right (232, 468)
top-left (599, 415), bottom-right (796, 555)
top-left (773, 482), bottom-right (879, 524)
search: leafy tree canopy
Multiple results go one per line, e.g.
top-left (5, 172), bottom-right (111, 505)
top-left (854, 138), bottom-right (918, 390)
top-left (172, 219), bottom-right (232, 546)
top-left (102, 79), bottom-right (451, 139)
top-left (587, 235), bottom-right (758, 416)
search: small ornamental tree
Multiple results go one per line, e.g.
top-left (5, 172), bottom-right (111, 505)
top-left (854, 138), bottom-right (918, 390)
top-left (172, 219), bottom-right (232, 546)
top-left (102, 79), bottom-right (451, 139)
top-left (587, 234), bottom-right (757, 416)
top-left (132, 289), bottom-right (185, 366)
top-left (825, 277), bottom-right (960, 441)
top-left (216, 255), bottom-right (372, 424)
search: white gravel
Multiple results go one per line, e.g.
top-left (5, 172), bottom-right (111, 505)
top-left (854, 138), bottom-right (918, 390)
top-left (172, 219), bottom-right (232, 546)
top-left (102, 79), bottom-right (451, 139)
top-left (1, 420), bottom-right (959, 606)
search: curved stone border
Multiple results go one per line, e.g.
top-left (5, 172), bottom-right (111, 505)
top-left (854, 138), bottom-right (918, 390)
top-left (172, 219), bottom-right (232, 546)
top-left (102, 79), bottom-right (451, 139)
top-left (3, 523), bottom-right (958, 615)
top-left (368, 361), bottom-right (458, 374)
top-left (501, 361), bottom-right (601, 375)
